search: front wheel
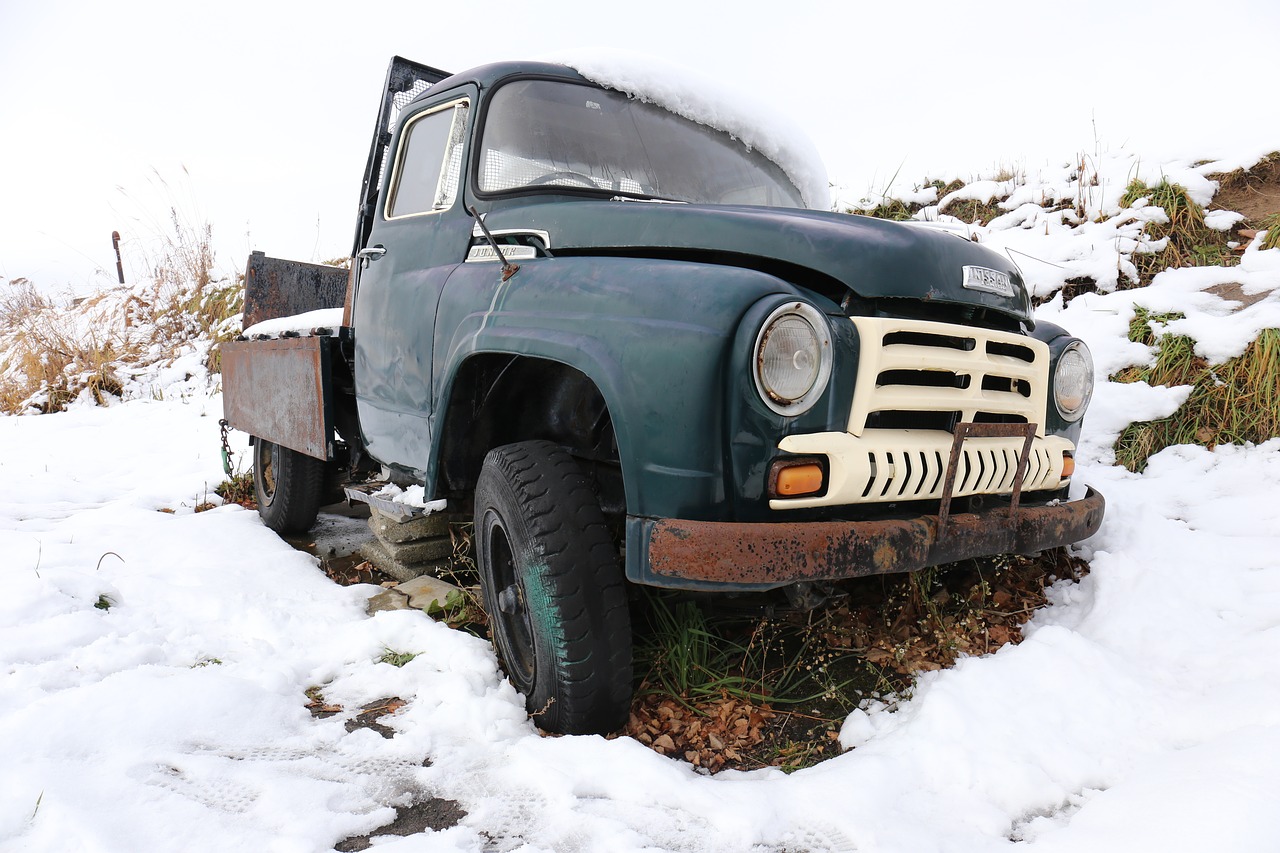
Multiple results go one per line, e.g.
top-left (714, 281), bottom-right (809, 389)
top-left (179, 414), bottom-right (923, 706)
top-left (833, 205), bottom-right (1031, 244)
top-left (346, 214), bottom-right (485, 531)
top-left (253, 437), bottom-right (326, 535)
top-left (475, 440), bottom-right (632, 735)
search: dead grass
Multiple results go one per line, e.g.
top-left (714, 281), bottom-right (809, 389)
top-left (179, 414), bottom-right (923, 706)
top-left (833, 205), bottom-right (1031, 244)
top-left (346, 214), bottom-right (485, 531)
top-left (0, 280), bottom-right (126, 412)
top-left (1114, 308), bottom-right (1280, 471)
top-left (1259, 213), bottom-right (1280, 252)
top-left (852, 198), bottom-right (919, 221)
top-left (854, 177), bottom-right (1010, 226)
top-left (941, 196), bottom-right (1004, 226)
top-left (0, 205), bottom-right (242, 414)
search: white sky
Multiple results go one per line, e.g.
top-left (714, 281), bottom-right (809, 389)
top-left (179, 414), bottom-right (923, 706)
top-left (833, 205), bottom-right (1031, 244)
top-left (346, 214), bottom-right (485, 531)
top-left (3, 0), bottom-right (1278, 292)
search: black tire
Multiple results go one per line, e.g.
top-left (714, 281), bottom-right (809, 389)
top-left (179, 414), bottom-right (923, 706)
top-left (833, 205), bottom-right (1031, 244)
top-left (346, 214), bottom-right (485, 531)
top-left (475, 440), bottom-right (632, 735)
top-left (253, 437), bottom-right (326, 535)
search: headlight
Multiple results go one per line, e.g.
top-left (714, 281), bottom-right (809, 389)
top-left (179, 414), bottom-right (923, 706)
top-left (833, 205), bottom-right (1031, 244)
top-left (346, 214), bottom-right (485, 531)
top-left (753, 302), bottom-right (832, 416)
top-left (1053, 340), bottom-right (1094, 421)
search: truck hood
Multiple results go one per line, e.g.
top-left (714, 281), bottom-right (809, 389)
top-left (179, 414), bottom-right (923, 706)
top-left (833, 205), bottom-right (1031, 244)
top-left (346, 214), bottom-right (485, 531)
top-left (479, 201), bottom-right (1032, 324)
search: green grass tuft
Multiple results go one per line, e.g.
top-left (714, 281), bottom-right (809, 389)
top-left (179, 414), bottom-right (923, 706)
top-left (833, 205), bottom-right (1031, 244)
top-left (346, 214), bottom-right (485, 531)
top-left (1114, 310), bottom-right (1280, 471)
top-left (379, 649), bottom-right (418, 667)
top-left (1119, 179), bottom-right (1237, 286)
top-left (852, 198), bottom-right (918, 221)
top-left (1259, 213), bottom-right (1280, 252)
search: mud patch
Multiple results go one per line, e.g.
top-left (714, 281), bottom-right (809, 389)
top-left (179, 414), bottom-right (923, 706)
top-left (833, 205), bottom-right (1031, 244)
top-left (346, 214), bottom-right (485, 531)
top-left (1206, 281), bottom-right (1271, 310)
top-left (335, 797), bottom-right (468, 851)
top-left (1210, 152), bottom-right (1280, 224)
top-left (305, 692), bottom-right (407, 739)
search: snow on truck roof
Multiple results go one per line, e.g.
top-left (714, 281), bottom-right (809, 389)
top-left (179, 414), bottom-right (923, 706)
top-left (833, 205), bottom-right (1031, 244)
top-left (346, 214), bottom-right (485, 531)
top-left (556, 50), bottom-right (831, 210)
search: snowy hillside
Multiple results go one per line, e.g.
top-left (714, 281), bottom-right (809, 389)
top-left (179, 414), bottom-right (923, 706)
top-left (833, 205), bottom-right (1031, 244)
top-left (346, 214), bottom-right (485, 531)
top-left (2, 148), bottom-right (1279, 852)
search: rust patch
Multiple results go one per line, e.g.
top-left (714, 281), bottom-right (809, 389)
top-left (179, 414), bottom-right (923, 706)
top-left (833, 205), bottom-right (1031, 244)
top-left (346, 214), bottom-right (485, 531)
top-left (243, 251), bottom-right (348, 329)
top-left (221, 337), bottom-right (332, 459)
top-left (938, 422), bottom-right (1036, 531)
top-left (647, 488), bottom-right (1104, 586)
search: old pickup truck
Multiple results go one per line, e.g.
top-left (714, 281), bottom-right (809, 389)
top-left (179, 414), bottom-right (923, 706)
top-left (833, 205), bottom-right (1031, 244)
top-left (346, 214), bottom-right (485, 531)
top-left (221, 56), bottom-right (1104, 735)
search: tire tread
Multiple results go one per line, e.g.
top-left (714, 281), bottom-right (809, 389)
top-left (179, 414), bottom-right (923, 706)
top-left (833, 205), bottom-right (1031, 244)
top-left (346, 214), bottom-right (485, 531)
top-left (475, 440), bottom-right (632, 735)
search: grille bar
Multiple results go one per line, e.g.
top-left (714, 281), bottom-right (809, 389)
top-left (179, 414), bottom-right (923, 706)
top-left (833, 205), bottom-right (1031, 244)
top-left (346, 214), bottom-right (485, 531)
top-left (775, 430), bottom-right (1073, 509)
top-left (849, 317), bottom-right (1050, 437)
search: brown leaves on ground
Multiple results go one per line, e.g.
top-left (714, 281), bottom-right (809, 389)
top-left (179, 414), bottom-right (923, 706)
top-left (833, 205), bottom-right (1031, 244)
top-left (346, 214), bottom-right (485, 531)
top-left (305, 688), bottom-right (345, 718)
top-left (322, 556), bottom-right (387, 586)
top-left (306, 690), bottom-right (407, 739)
top-left (625, 694), bottom-right (775, 773)
top-left (850, 549), bottom-right (1089, 677)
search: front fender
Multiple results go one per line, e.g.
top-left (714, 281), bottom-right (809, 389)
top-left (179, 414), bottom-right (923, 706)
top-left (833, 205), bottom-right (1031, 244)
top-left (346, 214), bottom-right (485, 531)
top-left (432, 255), bottom-right (801, 518)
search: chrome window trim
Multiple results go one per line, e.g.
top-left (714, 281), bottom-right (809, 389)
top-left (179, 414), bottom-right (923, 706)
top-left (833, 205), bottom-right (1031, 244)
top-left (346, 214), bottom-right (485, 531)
top-left (384, 98), bottom-right (471, 221)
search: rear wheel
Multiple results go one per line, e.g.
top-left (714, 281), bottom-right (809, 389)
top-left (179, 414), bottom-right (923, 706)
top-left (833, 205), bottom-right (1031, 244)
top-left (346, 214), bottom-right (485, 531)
top-left (475, 440), bottom-right (632, 735)
top-left (253, 437), bottom-right (326, 535)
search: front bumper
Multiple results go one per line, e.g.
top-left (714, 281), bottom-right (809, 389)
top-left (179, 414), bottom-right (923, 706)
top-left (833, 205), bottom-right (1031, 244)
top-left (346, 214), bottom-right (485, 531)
top-left (627, 487), bottom-right (1104, 591)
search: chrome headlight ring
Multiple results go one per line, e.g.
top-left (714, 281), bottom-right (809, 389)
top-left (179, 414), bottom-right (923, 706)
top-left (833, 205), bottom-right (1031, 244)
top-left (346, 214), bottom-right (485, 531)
top-left (1053, 340), bottom-right (1094, 422)
top-left (752, 301), bottom-right (833, 417)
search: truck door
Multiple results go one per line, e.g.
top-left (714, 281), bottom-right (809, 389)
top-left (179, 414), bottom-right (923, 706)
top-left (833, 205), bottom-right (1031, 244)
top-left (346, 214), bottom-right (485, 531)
top-left (352, 95), bottom-right (473, 477)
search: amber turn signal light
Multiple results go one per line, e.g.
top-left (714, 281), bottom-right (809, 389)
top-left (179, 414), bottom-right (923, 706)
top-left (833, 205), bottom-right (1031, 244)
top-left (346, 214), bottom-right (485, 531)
top-left (1061, 453), bottom-right (1075, 479)
top-left (771, 461), bottom-right (825, 497)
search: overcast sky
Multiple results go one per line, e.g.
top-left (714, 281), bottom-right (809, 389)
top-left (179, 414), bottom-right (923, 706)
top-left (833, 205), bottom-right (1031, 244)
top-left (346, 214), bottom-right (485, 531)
top-left (3, 0), bottom-right (1278, 292)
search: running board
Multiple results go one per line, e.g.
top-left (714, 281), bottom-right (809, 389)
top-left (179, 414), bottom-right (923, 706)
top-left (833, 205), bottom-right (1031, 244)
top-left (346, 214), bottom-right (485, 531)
top-left (343, 483), bottom-right (446, 523)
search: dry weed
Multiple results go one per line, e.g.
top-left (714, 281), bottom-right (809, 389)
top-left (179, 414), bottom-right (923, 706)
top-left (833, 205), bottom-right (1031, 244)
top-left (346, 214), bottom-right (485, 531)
top-left (0, 203), bottom-right (242, 413)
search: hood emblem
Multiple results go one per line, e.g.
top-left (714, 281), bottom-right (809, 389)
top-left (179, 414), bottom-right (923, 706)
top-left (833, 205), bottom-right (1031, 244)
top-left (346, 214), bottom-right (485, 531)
top-left (961, 265), bottom-right (1016, 298)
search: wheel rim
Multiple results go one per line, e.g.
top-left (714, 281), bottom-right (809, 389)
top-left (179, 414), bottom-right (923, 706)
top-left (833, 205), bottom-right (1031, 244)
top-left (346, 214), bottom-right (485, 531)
top-left (485, 514), bottom-right (536, 690)
top-left (257, 440), bottom-right (278, 505)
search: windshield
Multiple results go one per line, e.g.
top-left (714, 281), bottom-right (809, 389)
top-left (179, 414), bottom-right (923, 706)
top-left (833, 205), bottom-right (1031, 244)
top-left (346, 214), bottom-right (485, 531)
top-left (477, 79), bottom-right (805, 208)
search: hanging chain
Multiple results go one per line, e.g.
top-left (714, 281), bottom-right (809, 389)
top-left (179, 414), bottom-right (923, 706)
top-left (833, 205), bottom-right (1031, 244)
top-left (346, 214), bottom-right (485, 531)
top-left (218, 418), bottom-right (233, 478)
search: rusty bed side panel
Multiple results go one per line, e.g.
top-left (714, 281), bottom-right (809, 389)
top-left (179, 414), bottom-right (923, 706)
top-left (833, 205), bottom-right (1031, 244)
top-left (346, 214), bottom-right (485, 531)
top-left (221, 338), bottom-right (334, 460)
top-left (643, 488), bottom-right (1105, 587)
top-left (243, 251), bottom-right (350, 329)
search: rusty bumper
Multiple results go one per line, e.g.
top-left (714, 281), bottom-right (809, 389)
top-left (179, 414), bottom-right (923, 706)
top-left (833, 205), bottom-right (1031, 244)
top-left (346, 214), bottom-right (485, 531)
top-left (631, 488), bottom-right (1104, 590)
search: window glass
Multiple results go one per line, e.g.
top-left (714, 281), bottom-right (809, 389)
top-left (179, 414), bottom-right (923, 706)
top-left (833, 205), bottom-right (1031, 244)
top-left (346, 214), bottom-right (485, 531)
top-left (388, 102), bottom-right (468, 217)
top-left (478, 81), bottom-right (802, 208)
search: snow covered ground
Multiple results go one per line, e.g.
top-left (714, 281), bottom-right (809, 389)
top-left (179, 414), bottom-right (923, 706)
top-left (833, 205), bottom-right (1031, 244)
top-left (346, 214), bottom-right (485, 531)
top-left (3, 150), bottom-right (1280, 852)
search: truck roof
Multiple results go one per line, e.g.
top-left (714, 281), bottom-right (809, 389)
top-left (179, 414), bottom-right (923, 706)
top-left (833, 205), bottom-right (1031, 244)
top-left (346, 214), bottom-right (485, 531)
top-left (411, 60), bottom-right (591, 98)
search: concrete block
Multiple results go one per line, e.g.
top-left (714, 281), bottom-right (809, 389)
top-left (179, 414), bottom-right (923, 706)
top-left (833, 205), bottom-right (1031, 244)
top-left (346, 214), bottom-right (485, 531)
top-left (357, 540), bottom-right (449, 583)
top-left (368, 508), bottom-right (453, 544)
top-left (398, 575), bottom-right (462, 612)
top-left (365, 588), bottom-right (410, 614)
top-left (384, 535), bottom-right (454, 565)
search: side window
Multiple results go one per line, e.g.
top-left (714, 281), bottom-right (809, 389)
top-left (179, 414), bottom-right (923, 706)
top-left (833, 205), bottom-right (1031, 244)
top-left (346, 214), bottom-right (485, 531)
top-left (386, 101), bottom-right (469, 218)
